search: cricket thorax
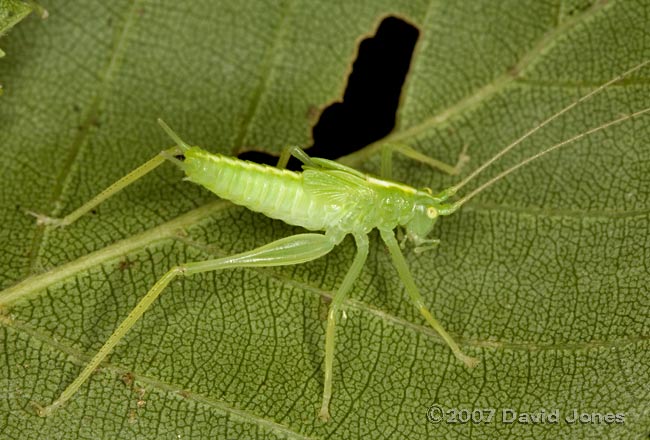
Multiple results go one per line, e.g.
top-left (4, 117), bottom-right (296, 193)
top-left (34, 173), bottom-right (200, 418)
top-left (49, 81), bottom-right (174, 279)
top-left (363, 177), bottom-right (439, 234)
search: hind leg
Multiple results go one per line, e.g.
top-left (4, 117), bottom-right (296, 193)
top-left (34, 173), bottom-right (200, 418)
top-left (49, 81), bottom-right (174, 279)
top-left (30, 119), bottom-right (190, 228)
top-left (29, 145), bottom-right (183, 227)
top-left (34, 233), bottom-right (338, 416)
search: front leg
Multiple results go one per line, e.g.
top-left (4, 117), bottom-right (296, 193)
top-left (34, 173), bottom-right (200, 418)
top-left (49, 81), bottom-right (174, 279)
top-left (379, 228), bottom-right (478, 368)
top-left (413, 238), bottom-right (441, 254)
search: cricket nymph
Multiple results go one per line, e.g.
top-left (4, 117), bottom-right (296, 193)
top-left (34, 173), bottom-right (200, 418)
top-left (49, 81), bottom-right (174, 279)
top-left (7, 60), bottom-right (647, 421)
top-left (182, 146), bottom-right (455, 244)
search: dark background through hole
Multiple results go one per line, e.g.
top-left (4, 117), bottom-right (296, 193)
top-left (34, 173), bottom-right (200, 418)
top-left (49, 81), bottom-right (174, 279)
top-left (238, 16), bottom-right (419, 170)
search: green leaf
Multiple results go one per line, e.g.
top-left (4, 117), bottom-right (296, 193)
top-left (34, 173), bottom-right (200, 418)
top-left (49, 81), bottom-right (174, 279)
top-left (1, 1), bottom-right (649, 438)
top-left (0, 0), bottom-right (33, 59)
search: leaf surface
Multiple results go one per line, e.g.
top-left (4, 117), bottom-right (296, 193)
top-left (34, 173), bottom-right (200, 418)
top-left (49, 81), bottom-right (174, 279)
top-left (0, 0), bottom-right (32, 58)
top-left (1, 1), bottom-right (649, 439)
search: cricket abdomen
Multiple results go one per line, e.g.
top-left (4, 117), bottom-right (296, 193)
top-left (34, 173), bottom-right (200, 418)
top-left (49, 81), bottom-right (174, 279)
top-left (182, 148), bottom-right (344, 232)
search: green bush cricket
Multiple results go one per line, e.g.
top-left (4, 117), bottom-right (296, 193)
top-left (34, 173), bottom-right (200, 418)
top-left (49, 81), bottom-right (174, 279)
top-left (0, 60), bottom-right (648, 421)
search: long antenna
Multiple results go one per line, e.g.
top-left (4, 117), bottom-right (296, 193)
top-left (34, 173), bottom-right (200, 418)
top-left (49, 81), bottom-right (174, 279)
top-left (452, 106), bottom-right (650, 207)
top-left (449, 59), bottom-right (650, 194)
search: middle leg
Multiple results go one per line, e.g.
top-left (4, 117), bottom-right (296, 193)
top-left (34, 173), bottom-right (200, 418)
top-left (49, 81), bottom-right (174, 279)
top-left (276, 145), bottom-right (317, 169)
top-left (318, 233), bottom-right (369, 421)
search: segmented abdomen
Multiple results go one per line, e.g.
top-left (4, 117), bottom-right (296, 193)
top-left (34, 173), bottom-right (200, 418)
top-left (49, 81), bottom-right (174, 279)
top-left (182, 148), bottom-right (342, 231)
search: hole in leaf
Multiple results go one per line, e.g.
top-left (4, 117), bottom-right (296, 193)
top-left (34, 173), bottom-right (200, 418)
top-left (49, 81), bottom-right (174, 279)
top-left (239, 16), bottom-right (419, 169)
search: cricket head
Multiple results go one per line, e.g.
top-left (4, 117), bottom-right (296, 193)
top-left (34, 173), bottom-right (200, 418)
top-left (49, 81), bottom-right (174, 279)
top-left (404, 190), bottom-right (460, 251)
top-left (404, 192), bottom-right (440, 248)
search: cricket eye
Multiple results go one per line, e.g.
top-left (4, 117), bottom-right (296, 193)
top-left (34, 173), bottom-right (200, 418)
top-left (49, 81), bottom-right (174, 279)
top-left (426, 206), bottom-right (438, 219)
